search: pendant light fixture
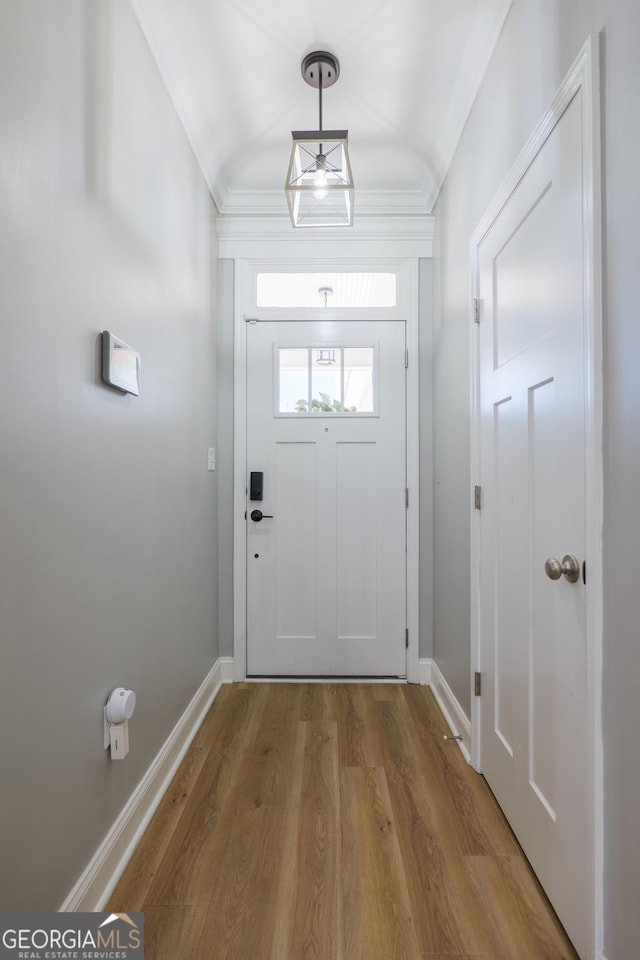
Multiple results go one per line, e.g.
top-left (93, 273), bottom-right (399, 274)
top-left (285, 51), bottom-right (354, 228)
top-left (318, 285), bottom-right (333, 307)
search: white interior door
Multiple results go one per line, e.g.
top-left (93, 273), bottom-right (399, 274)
top-left (477, 89), bottom-right (589, 957)
top-left (246, 319), bottom-right (406, 677)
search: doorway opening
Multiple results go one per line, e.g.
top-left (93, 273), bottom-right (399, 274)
top-left (232, 260), bottom-right (421, 683)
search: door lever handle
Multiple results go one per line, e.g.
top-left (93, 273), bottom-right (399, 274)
top-left (250, 509), bottom-right (273, 522)
top-left (544, 554), bottom-right (580, 583)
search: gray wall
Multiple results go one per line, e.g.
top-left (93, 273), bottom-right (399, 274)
top-left (433, 0), bottom-right (640, 954)
top-left (601, 0), bottom-right (640, 954)
top-left (419, 258), bottom-right (434, 659)
top-left (217, 259), bottom-right (235, 657)
top-left (433, 0), bottom-right (604, 716)
top-left (0, 0), bottom-right (219, 910)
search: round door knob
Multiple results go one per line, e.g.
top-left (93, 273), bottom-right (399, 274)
top-left (545, 554), bottom-right (580, 583)
top-left (250, 509), bottom-right (274, 522)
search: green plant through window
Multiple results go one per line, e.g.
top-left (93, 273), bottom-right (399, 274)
top-left (295, 392), bottom-right (357, 413)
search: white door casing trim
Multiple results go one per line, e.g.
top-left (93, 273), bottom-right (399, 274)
top-left (469, 35), bottom-right (603, 959)
top-left (233, 258), bottom-right (420, 683)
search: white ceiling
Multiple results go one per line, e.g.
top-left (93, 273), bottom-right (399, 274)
top-left (131, 0), bottom-right (513, 219)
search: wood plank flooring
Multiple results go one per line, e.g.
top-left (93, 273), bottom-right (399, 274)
top-left (108, 683), bottom-right (579, 960)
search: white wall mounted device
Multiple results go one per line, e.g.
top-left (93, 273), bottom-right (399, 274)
top-left (104, 687), bottom-right (136, 759)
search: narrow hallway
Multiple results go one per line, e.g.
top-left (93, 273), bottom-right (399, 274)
top-left (108, 683), bottom-right (577, 959)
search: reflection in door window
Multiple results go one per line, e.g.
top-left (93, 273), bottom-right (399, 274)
top-left (311, 349), bottom-right (342, 412)
top-left (343, 348), bottom-right (375, 412)
top-left (278, 349), bottom-right (309, 413)
top-left (278, 346), bottom-right (376, 416)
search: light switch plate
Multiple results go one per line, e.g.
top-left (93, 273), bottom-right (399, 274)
top-left (207, 447), bottom-right (216, 471)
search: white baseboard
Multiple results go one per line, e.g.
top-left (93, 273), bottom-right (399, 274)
top-left (427, 659), bottom-right (472, 763)
top-left (60, 656), bottom-right (233, 912)
top-left (417, 658), bottom-right (432, 685)
top-left (219, 656), bottom-right (234, 683)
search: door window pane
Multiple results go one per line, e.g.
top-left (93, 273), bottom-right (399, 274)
top-left (344, 347), bottom-right (375, 413)
top-left (311, 349), bottom-right (342, 413)
top-left (277, 345), bottom-right (377, 416)
top-left (278, 348), bottom-right (309, 413)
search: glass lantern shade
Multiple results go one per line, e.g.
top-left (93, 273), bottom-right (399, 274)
top-left (285, 130), bottom-right (354, 228)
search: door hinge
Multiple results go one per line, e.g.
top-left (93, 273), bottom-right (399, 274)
top-left (474, 485), bottom-right (482, 510)
top-left (405, 487), bottom-right (409, 508)
top-left (404, 348), bottom-right (409, 368)
top-left (474, 671), bottom-right (482, 696)
top-left (405, 628), bottom-right (409, 649)
top-left (473, 298), bottom-right (480, 324)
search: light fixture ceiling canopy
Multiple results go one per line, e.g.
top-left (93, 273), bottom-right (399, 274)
top-left (285, 50), bottom-right (354, 229)
top-left (301, 50), bottom-right (340, 88)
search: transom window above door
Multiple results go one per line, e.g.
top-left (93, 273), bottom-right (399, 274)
top-left (258, 272), bottom-right (396, 309)
top-left (277, 346), bottom-right (377, 416)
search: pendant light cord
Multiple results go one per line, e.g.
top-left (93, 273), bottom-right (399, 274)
top-left (318, 68), bottom-right (323, 157)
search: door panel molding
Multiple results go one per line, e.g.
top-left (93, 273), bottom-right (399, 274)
top-left (470, 35), bottom-right (602, 960)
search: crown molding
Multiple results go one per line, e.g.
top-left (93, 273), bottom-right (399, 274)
top-left (216, 214), bottom-right (435, 259)
top-left (216, 187), bottom-right (434, 219)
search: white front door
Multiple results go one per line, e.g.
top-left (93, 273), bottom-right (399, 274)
top-left (246, 319), bottom-right (406, 677)
top-left (476, 88), bottom-right (590, 956)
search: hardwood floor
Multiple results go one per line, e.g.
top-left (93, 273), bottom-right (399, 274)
top-left (108, 683), bottom-right (579, 960)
